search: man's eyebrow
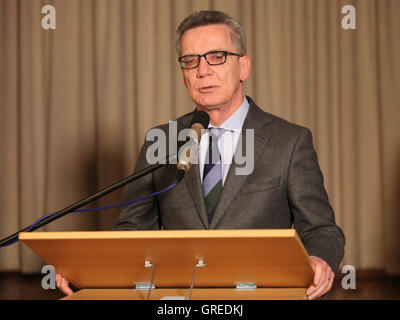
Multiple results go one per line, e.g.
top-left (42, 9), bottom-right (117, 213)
top-left (180, 49), bottom-right (227, 56)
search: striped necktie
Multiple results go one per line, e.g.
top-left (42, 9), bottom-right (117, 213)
top-left (202, 128), bottom-right (225, 223)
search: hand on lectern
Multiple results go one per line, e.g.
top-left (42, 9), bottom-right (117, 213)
top-left (306, 256), bottom-right (335, 300)
top-left (56, 274), bottom-right (74, 296)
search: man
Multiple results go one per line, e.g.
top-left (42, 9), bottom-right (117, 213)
top-left (58, 10), bottom-right (345, 300)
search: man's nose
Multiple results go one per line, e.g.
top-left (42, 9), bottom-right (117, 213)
top-left (197, 56), bottom-right (212, 77)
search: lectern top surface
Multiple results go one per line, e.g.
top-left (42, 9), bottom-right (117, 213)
top-left (20, 229), bottom-right (314, 289)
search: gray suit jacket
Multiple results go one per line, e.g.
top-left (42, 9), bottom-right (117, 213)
top-left (114, 96), bottom-right (345, 272)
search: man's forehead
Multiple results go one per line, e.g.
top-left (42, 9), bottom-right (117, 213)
top-left (180, 24), bottom-right (234, 54)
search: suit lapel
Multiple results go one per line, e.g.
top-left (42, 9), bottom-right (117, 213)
top-left (209, 99), bottom-right (275, 228)
top-left (184, 163), bottom-right (209, 228)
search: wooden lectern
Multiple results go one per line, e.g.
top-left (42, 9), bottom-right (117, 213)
top-left (19, 229), bottom-right (314, 300)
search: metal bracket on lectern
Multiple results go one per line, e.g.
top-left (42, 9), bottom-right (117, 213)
top-left (188, 259), bottom-right (206, 300)
top-left (136, 260), bottom-right (156, 300)
top-left (236, 282), bottom-right (257, 290)
top-left (135, 283), bottom-right (155, 290)
top-left (133, 260), bottom-right (156, 298)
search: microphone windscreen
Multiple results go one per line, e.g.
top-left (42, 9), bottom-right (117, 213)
top-left (191, 110), bottom-right (210, 129)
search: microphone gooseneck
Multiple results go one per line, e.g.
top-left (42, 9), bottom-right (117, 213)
top-left (177, 110), bottom-right (210, 173)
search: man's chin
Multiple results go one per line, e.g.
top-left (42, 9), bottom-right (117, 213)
top-left (197, 104), bottom-right (223, 111)
top-left (194, 97), bottom-right (226, 111)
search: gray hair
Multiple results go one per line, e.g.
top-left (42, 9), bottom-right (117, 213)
top-left (175, 10), bottom-right (247, 56)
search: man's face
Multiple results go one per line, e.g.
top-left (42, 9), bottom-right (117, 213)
top-left (179, 24), bottom-right (250, 111)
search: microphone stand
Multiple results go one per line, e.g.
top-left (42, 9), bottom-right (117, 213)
top-left (0, 161), bottom-right (182, 247)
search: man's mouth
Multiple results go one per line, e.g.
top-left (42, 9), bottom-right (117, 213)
top-left (199, 85), bottom-right (217, 93)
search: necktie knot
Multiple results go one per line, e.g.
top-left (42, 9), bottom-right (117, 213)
top-left (208, 128), bottom-right (225, 155)
top-left (209, 127), bottom-right (225, 139)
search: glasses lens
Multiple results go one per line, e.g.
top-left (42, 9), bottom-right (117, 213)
top-left (206, 51), bottom-right (226, 65)
top-left (180, 55), bottom-right (198, 68)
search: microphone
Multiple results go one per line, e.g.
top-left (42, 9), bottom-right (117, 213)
top-left (177, 110), bottom-right (210, 174)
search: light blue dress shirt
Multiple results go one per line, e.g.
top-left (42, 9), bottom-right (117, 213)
top-left (198, 96), bottom-right (250, 185)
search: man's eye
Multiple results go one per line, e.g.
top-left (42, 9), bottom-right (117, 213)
top-left (182, 57), bottom-right (196, 64)
top-left (209, 52), bottom-right (224, 62)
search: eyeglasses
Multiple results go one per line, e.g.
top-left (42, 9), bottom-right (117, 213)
top-left (178, 50), bottom-right (243, 69)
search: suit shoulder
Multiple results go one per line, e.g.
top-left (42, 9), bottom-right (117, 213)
top-left (247, 96), bottom-right (311, 137)
top-left (250, 105), bottom-right (311, 141)
top-left (267, 112), bottom-right (311, 137)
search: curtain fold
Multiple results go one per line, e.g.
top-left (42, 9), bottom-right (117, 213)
top-left (0, 0), bottom-right (399, 274)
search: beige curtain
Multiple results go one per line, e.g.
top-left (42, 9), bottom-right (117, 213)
top-left (0, 0), bottom-right (399, 274)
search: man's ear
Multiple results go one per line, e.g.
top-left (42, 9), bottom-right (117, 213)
top-left (239, 55), bottom-right (251, 82)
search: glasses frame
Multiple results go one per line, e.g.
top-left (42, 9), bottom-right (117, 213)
top-left (178, 50), bottom-right (243, 69)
